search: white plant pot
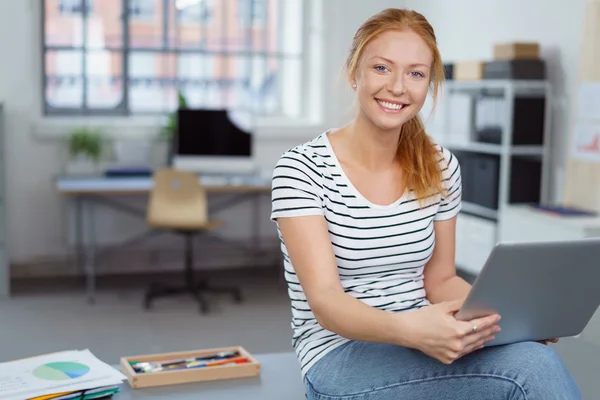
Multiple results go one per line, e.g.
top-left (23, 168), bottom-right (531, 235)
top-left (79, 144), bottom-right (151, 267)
top-left (65, 156), bottom-right (100, 176)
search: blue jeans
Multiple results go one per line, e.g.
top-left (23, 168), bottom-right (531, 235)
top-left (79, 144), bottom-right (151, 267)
top-left (304, 340), bottom-right (582, 399)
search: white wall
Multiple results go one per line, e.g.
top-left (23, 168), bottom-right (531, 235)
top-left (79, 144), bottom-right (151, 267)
top-left (405, 0), bottom-right (586, 203)
top-left (1, 0), bottom-right (583, 276)
top-left (0, 0), bottom-right (402, 276)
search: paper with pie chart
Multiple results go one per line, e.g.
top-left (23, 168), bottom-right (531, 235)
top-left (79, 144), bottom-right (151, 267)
top-left (571, 121), bottom-right (600, 162)
top-left (33, 361), bottom-right (91, 381)
top-left (0, 349), bottom-right (126, 400)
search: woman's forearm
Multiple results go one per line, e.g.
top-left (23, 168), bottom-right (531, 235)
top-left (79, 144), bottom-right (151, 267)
top-left (426, 275), bottom-right (472, 304)
top-left (311, 289), bottom-right (413, 347)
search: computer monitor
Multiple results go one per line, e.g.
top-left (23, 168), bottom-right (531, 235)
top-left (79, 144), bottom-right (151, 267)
top-left (172, 108), bottom-right (257, 174)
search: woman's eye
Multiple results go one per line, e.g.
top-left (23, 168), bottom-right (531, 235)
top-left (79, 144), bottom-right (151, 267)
top-left (411, 71), bottom-right (425, 78)
top-left (374, 65), bottom-right (389, 73)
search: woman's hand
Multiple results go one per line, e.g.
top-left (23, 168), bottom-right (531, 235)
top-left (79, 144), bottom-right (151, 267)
top-left (537, 338), bottom-right (560, 345)
top-left (401, 300), bottom-right (501, 365)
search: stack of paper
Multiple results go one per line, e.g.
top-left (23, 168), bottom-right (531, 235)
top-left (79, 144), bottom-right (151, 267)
top-left (0, 349), bottom-right (126, 400)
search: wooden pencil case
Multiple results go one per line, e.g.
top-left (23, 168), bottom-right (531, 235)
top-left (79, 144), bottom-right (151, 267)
top-left (120, 346), bottom-right (261, 389)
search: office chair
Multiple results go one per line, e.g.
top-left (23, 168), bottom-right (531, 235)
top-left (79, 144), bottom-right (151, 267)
top-left (143, 168), bottom-right (243, 314)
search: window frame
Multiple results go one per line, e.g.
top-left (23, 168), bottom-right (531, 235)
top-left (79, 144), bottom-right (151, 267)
top-left (128, 0), bottom-right (156, 20)
top-left (58, 0), bottom-right (94, 15)
top-left (41, 0), bottom-right (320, 124)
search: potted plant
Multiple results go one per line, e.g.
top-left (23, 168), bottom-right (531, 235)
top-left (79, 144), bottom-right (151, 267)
top-left (66, 127), bottom-right (104, 175)
top-left (160, 91), bottom-right (188, 165)
top-left (162, 91), bottom-right (189, 140)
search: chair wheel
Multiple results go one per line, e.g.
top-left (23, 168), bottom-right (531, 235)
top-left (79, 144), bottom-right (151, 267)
top-left (143, 296), bottom-right (153, 310)
top-left (233, 290), bottom-right (243, 303)
top-left (199, 302), bottom-right (210, 314)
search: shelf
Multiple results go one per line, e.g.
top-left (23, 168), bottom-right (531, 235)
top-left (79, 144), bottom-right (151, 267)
top-left (442, 141), bottom-right (544, 156)
top-left (444, 79), bottom-right (550, 94)
top-left (461, 201), bottom-right (498, 220)
top-left (440, 78), bottom-right (552, 277)
top-left (444, 79), bottom-right (550, 90)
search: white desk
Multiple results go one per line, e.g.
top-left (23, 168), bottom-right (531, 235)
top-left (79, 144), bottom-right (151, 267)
top-left (110, 340), bottom-right (600, 400)
top-left (55, 174), bottom-right (272, 304)
top-left (56, 175), bottom-right (271, 195)
top-left (499, 204), bottom-right (600, 243)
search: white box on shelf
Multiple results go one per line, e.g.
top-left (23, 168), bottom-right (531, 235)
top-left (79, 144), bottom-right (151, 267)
top-left (448, 93), bottom-right (472, 145)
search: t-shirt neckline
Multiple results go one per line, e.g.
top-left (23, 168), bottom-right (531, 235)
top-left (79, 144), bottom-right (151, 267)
top-left (321, 130), bottom-right (407, 210)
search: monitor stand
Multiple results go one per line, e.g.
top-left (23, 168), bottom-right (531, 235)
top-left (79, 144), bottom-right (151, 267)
top-left (172, 155), bottom-right (258, 176)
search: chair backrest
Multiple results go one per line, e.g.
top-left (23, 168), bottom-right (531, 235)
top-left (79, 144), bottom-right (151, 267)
top-left (147, 168), bottom-right (209, 229)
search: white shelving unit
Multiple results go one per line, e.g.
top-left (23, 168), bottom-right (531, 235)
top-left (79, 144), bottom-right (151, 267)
top-left (431, 80), bottom-right (553, 275)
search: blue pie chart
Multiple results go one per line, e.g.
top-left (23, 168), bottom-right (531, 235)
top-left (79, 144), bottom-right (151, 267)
top-left (33, 362), bottom-right (90, 381)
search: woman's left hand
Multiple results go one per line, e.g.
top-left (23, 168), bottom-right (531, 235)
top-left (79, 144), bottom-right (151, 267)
top-left (537, 338), bottom-right (560, 345)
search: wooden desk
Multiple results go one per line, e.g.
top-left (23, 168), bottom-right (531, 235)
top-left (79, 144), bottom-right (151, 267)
top-left (55, 175), bottom-right (272, 304)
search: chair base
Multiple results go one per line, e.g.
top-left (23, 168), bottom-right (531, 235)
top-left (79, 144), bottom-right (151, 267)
top-left (144, 279), bottom-right (243, 314)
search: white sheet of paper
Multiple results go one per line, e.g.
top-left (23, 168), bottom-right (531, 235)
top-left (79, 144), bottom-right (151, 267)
top-left (0, 349), bottom-right (126, 400)
top-left (577, 82), bottom-right (600, 121)
top-left (571, 121), bottom-right (600, 162)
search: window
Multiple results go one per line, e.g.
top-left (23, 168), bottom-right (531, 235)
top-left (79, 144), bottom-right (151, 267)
top-left (43, 0), bottom-right (308, 119)
top-left (129, 0), bottom-right (155, 19)
top-left (59, 0), bottom-right (93, 15)
top-left (238, 0), bottom-right (267, 27)
top-left (176, 0), bottom-right (213, 23)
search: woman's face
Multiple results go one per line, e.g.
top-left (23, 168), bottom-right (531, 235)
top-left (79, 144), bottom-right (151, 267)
top-left (353, 29), bottom-right (433, 132)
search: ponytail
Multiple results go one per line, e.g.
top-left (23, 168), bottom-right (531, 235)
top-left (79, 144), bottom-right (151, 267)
top-left (397, 115), bottom-right (444, 203)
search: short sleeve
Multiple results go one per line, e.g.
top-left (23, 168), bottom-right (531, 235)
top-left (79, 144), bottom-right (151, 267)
top-left (435, 148), bottom-right (462, 221)
top-left (270, 150), bottom-right (324, 221)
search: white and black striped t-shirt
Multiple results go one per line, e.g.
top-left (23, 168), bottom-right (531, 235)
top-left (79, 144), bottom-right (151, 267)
top-left (270, 131), bottom-right (462, 377)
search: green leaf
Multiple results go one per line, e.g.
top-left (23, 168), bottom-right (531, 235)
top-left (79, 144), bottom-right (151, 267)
top-left (68, 127), bottom-right (104, 162)
top-left (161, 90), bottom-right (189, 139)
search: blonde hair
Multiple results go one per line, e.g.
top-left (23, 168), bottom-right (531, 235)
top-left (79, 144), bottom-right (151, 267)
top-left (345, 8), bottom-right (446, 201)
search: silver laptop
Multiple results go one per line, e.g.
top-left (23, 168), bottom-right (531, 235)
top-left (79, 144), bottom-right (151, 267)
top-left (455, 237), bottom-right (600, 346)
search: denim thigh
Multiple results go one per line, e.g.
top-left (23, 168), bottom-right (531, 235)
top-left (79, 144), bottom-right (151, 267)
top-left (303, 340), bottom-right (582, 400)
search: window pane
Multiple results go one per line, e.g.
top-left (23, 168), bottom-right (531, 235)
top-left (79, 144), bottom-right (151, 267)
top-left (175, 0), bottom-right (214, 23)
top-left (170, 0), bottom-right (209, 49)
top-left (203, 54), bottom-right (228, 108)
top-left (128, 52), bottom-right (177, 112)
top-left (279, 57), bottom-right (302, 118)
top-left (45, 50), bottom-right (84, 108)
top-left (238, 55), bottom-right (280, 114)
top-left (58, 0), bottom-right (94, 16)
top-left (178, 53), bottom-right (215, 107)
top-left (237, 0), bottom-right (268, 27)
top-left (86, 0), bottom-right (123, 49)
top-left (129, 0), bottom-right (164, 48)
top-left (225, 56), bottom-right (252, 110)
top-left (274, 0), bottom-right (302, 55)
top-left (229, 0), bottom-right (257, 51)
top-left (45, 1), bottom-right (84, 47)
top-left (204, 0), bottom-right (225, 51)
top-left (129, 0), bottom-right (156, 20)
top-left (204, 82), bottom-right (225, 109)
top-left (259, 56), bottom-right (280, 114)
top-left (86, 51), bottom-right (123, 108)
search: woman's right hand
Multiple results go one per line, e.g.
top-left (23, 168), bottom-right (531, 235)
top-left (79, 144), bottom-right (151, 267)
top-left (400, 300), bottom-right (501, 364)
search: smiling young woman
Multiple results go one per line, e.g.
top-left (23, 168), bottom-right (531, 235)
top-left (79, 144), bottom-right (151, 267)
top-left (270, 8), bottom-right (582, 400)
